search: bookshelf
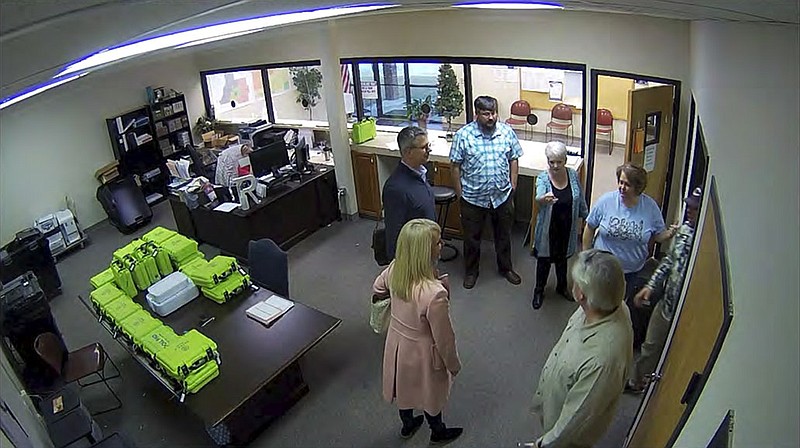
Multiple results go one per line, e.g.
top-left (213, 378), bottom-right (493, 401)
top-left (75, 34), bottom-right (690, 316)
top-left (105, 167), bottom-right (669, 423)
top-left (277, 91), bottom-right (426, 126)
top-left (148, 93), bottom-right (193, 158)
top-left (105, 106), bottom-right (168, 205)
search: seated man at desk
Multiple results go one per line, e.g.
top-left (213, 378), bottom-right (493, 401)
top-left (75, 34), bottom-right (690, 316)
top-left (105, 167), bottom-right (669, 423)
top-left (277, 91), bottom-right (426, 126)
top-left (215, 143), bottom-right (252, 187)
top-left (383, 126), bottom-right (436, 260)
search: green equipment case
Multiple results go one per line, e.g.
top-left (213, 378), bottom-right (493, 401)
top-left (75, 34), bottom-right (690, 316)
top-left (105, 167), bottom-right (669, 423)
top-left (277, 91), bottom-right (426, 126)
top-left (90, 268), bottom-right (115, 289)
top-left (135, 245), bottom-right (161, 286)
top-left (182, 360), bottom-right (219, 394)
top-left (155, 329), bottom-right (219, 381)
top-left (118, 310), bottom-right (162, 349)
top-left (140, 325), bottom-right (181, 361)
top-left (201, 271), bottom-right (251, 304)
top-left (352, 117), bottom-right (377, 144)
top-left (89, 282), bottom-right (128, 314)
top-left (160, 234), bottom-right (200, 266)
top-left (113, 239), bottom-right (144, 263)
top-left (180, 255), bottom-right (238, 288)
top-left (127, 254), bottom-right (151, 291)
top-left (110, 259), bottom-right (137, 298)
top-left (141, 227), bottom-right (178, 245)
top-left (144, 241), bottom-right (173, 276)
top-left (102, 298), bottom-right (142, 328)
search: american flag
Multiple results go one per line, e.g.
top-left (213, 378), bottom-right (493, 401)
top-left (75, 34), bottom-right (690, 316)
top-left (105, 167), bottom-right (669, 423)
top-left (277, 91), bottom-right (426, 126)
top-left (341, 64), bottom-right (352, 93)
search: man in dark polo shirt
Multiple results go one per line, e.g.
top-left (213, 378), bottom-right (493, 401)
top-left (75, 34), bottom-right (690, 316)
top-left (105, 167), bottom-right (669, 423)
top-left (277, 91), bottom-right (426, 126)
top-left (383, 126), bottom-right (436, 260)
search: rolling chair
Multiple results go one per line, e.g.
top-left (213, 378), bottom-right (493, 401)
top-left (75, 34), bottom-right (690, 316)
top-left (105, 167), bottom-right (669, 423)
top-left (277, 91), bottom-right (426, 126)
top-left (505, 100), bottom-right (532, 139)
top-left (188, 146), bottom-right (216, 179)
top-left (431, 186), bottom-right (459, 262)
top-left (545, 103), bottom-right (574, 144)
top-left (34, 333), bottom-right (122, 416)
top-left (596, 108), bottom-right (615, 154)
top-left (248, 238), bottom-right (289, 298)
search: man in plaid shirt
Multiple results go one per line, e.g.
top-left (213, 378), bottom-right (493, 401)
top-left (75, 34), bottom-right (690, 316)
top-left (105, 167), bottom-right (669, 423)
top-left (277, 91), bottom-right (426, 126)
top-left (449, 96), bottom-right (523, 289)
top-left (626, 187), bottom-right (702, 392)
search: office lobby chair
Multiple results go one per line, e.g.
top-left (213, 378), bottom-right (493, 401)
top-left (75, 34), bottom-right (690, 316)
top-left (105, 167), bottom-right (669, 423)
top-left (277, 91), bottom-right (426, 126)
top-left (545, 103), bottom-right (574, 144)
top-left (431, 186), bottom-right (459, 262)
top-left (34, 333), bottom-right (122, 416)
top-left (248, 239), bottom-right (289, 298)
top-left (596, 108), bottom-right (615, 154)
top-left (505, 100), bottom-right (532, 139)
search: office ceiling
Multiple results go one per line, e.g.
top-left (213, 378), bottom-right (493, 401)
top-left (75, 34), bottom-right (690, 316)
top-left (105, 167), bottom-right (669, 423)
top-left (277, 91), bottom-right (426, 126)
top-left (1, 0), bottom-right (798, 99)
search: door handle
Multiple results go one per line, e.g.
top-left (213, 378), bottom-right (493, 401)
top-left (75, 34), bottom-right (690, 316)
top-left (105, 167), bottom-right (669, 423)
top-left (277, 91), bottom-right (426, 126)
top-left (680, 371), bottom-right (703, 405)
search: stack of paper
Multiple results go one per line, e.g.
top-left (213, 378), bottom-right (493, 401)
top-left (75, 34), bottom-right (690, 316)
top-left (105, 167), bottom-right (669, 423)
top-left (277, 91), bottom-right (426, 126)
top-left (246, 295), bottom-right (294, 326)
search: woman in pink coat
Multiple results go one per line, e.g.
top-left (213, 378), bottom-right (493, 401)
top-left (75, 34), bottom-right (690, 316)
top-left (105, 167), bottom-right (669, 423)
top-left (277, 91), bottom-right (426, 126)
top-left (373, 218), bottom-right (463, 445)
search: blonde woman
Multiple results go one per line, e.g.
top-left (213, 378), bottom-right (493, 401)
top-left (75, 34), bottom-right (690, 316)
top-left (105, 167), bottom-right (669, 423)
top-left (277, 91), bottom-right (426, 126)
top-left (373, 218), bottom-right (463, 444)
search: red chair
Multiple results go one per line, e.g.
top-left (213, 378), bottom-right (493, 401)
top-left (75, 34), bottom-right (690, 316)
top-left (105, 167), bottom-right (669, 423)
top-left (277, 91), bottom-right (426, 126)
top-left (505, 100), bottom-right (531, 139)
top-left (596, 108), bottom-right (615, 154)
top-left (545, 103), bottom-right (574, 144)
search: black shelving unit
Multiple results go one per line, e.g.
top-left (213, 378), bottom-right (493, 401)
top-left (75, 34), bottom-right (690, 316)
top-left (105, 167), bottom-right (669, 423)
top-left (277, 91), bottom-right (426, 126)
top-left (105, 106), bottom-right (168, 206)
top-left (148, 93), bottom-right (193, 158)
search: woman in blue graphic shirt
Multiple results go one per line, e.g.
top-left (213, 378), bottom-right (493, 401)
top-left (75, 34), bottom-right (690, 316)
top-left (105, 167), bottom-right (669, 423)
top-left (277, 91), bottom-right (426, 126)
top-left (582, 163), bottom-right (676, 348)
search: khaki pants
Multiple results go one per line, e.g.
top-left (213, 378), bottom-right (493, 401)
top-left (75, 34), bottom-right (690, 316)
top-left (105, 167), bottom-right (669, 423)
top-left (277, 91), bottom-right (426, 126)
top-left (632, 300), bottom-right (672, 383)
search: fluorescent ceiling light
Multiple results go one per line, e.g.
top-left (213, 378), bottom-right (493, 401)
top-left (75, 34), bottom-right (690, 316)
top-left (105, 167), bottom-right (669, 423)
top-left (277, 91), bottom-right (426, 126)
top-left (175, 29), bottom-right (264, 49)
top-left (0, 72), bottom-right (89, 111)
top-left (57, 4), bottom-right (396, 77)
top-left (453, 2), bottom-right (563, 9)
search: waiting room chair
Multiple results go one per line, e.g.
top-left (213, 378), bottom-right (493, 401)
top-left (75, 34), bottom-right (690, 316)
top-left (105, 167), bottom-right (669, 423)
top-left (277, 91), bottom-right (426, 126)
top-left (505, 100), bottom-right (532, 139)
top-left (596, 108), bottom-right (615, 154)
top-left (248, 238), bottom-right (289, 298)
top-left (545, 103), bottom-right (574, 144)
top-left (34, 333), bottom-right (121, 416)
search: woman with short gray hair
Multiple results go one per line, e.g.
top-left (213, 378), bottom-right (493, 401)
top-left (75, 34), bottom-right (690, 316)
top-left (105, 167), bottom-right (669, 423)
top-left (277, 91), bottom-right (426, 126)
top-left (531, 141), bottom-right (588, 309)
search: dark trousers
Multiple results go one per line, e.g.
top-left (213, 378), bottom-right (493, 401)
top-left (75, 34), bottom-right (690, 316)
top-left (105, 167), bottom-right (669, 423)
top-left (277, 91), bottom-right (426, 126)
top-left (400, 409), bottom-right (445, 432)
top-left (625, 271), bottom-right (653, 351)
top-left (459, 196), bottom-right (515, 277)
top-left (534, 256), bottom-right (568, 294)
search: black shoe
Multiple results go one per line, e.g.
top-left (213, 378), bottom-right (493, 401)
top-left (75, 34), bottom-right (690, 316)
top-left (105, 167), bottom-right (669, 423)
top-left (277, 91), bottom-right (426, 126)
top-left (502, 270), bottom-right (522, 285)
top-left (556, 286), bottom-right (573, 301)
top-left (463, 275), bottom-right (477, 289)
top-left (532, 291), bottom-right (544, 309)
top-left (400, 415), bottom-right (425, 439)
top-left (431, 427), bottom-right (464, 445)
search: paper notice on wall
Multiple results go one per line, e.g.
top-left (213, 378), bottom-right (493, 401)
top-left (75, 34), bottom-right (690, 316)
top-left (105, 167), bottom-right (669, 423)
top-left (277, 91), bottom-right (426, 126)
top-left (361, 81), bottom-right (378, 100)
top-left (644, 143), bottom-right (657, 172)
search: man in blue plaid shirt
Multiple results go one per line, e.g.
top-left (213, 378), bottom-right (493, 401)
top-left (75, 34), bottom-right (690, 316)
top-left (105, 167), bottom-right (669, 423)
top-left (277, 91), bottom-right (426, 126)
top-left (450, 96), bottom-right (523, 289)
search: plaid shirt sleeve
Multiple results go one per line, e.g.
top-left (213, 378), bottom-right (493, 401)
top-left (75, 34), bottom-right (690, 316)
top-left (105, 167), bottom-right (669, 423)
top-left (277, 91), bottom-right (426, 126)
top-left (449, 131), bottom-right (465, 164)
top-left (506, 127), bottom-right (523, 160)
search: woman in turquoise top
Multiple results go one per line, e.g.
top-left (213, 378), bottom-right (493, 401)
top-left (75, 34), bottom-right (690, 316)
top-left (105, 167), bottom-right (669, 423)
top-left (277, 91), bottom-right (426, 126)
top-left (532, 142), bottom-right (588, 309)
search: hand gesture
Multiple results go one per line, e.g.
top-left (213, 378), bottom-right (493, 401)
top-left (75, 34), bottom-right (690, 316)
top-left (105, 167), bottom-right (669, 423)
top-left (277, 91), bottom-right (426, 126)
top-left (633, 286), bottom-right (652, 308)
top-left (540, 192), bottom-right (558, 205)
top-left (438, 273), bottom-right (451, 294)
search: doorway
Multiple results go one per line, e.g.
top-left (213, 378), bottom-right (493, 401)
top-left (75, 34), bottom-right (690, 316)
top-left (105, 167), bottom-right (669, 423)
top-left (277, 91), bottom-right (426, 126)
top-left (586, 71), bottom-right (681, 215)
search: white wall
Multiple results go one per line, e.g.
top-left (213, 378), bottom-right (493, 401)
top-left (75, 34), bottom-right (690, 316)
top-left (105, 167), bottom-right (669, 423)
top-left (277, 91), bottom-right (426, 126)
top-left (0, 52), bottom-right (204, 245)
top-left (674, 21), bottom-right (800, 447)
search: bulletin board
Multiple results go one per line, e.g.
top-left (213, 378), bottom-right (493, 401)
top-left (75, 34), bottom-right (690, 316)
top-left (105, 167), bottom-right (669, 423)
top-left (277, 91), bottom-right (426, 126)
top-left (520, 68), bottom-right (583, 111)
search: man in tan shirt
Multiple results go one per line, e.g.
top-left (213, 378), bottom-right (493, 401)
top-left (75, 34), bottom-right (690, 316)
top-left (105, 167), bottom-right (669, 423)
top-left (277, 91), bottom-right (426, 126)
top-left (530, 249), bottom-right (633, 448)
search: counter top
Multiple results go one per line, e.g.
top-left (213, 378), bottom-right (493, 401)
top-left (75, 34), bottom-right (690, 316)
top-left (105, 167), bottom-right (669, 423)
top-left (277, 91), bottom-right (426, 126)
top-left (352, 129), bottom-right (583, 177)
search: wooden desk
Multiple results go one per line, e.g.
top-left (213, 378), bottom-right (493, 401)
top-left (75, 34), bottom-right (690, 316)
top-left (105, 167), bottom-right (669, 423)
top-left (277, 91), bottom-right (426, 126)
top-left (79, 287), bottom-right (341, 446)
top-left (170, 166), bottom-right (340, 259)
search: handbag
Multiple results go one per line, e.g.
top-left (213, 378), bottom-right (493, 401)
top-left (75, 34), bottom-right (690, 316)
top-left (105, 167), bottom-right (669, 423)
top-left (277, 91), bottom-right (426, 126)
top-left (371, 209), bottom-right (390, 266)
top-left (370, 294), bottom-right (391, 334)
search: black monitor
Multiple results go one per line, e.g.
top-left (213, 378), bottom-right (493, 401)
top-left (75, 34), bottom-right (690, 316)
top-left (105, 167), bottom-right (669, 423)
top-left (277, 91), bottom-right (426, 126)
top-left (250, 140), bottom-right (290, 177)
top-left (294, 139), bottom-right (311, 174)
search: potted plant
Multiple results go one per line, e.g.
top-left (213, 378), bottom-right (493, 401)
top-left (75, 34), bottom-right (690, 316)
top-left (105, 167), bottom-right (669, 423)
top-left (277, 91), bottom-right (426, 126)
top-left (434, 64), bottom-right (465, 140)
top-left (406, 95), bottom-right (432, 128)
top-left (194, 115), bottom-right (218, 146)
top-left (290, 67), bottom-right (323, 120)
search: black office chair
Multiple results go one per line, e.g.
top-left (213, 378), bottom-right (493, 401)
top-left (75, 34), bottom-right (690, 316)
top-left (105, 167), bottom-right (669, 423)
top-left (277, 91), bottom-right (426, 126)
top-left (431, 186), bottom-right (459, 262)
top-left (188, 146), bottom-right (215, 179)
top-left (248, 239), bottom-right (289, 297)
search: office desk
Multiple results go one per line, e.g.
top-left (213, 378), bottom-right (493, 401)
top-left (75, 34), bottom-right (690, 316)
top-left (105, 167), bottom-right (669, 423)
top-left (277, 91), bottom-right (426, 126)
top-left (170, 166), bottom-right (340, 259)
top-left (79, 287), bottom-right (341, 446)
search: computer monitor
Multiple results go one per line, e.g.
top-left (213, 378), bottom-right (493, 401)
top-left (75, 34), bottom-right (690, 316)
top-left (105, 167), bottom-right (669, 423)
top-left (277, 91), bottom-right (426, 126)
top-left (294, 139), bottom-right (311, 174)
top-left (250, 140), bottom-right (290, 177)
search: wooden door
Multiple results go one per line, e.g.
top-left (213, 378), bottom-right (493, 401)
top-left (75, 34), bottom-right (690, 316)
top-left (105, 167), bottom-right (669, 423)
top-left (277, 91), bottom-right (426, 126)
top-left (626, 85), bottom-right (674, 207)
top-left (625, 178), bottom-right (733, 447)
top-left (351, 151), bottom-right (381, 219)
top-left (432, 162), bottom-right (462, 237)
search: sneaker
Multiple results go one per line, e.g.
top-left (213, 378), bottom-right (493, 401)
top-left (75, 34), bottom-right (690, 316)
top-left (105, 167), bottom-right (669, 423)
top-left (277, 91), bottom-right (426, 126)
top-left (532, 291), bottom-right (544, 310)
top-left (502, 270), bottom-right (522, 285)
top-left (400, 415), bottom-right (424, 439)
top-left (463, 275), bottom-right (477, 289)
top-left (431, 427), bottom-right (464, 445)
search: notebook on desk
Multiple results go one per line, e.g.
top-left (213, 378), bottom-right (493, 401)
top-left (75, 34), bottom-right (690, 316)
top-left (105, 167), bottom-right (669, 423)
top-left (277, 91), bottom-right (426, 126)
top-left (246, 294), bottom-right (294, 326)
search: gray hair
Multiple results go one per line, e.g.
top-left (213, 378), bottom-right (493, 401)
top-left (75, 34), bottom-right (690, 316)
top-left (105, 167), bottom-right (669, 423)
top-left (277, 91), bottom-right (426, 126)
top-left (571, 249), bottom-right (626, 312)
top-left (397, 126), bottom-right (428, 156)
top-left (544, 141), bottom-right (568, 162)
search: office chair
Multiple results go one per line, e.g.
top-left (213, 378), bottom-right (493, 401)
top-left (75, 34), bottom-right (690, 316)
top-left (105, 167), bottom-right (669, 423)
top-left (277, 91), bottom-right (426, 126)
top-left (505, 100), bottom-right (532, 139)
top-left (248, 239), bottom-right (289, 298)
top-left (188, 146), bottom-right (215, 179)
top-left (545, 103), bottom-right (574, 144)
top-left (34, 332), bottom-right (122, 416)
top-left (596, 108), bottom-right (615, 154)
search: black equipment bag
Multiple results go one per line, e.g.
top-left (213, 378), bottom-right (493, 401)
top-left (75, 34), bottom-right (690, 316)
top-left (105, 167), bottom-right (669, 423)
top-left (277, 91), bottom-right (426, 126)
top-left (1, 228), bottom-right (61, 299)
top-left (96, 176), bottom-right (153, 234)
top-left (371, 217), bottom-right (390, 267)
